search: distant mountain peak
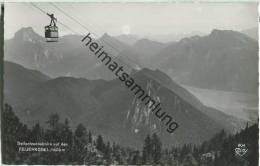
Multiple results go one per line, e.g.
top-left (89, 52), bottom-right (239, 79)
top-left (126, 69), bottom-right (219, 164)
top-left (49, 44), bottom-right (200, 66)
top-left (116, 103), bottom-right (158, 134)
top-left (14, 27), bottom-right (43, 43)
top-left (134, 38), bottom-right (163, 46)
top-left (210, 29), bottom-right (222, 35)
top-left (100, 33), bottom-right (112, 41)
top-left (99, 32), bottom-right (128, 51)
top-left (210, 29), bottom-right (243, 37)
top-left (208, 29), bottom-right (257, 45)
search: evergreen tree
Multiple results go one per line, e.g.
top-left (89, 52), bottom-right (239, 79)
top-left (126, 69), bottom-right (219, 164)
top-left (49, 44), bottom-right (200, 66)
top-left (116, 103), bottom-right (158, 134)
top-left (132, 150), bottom-right (141, 165)
top-left (142, 134), bottom-right (152, 164)
top-left (30, 123), bottom-right (43, 141)
top-left (2, 104), bottom-right (29, 164)
top-left (151, 133), bottom-right (162, 164)
top-left (88, 131), bottom-right (93, 143)
top-left (72, 123), bottom-right (88, 163)
top-left (105, 142), bottom-right (113, 163)
top-left (182, 153), bottom-right (198, 166)
top-left (46, 113), bottom-right (59, 129)
top-left (75, 123), bottom-right (87, 138)
top-left (96, 135), bottom-right (105, 152)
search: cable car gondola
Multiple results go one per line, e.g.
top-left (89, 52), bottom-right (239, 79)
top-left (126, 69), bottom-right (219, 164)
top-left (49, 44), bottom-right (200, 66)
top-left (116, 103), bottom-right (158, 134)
top-left (45, 13), bottom-right (58, 42)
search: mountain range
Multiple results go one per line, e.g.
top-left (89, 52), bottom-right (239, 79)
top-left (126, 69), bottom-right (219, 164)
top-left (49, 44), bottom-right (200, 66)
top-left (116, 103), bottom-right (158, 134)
top-left (147, 29), bottom-right (258, 94)
top-left (4, 61), bottom-right (246, 148)
top-left (5, 27), bottom-right (258, 94)
top-left (4, 27), bottom-right (257, 147)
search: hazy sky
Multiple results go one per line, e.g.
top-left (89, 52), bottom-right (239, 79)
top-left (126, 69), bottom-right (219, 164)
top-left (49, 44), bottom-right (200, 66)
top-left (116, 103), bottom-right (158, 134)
top-left (5, 2), bottom-right (258, 39)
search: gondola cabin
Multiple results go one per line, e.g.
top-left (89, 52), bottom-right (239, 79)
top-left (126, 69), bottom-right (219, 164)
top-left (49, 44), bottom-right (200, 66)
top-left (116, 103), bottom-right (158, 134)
top-left (45, 13), bottom-right (58, 42)
top-left (45, 25), bottom-right (58, 42)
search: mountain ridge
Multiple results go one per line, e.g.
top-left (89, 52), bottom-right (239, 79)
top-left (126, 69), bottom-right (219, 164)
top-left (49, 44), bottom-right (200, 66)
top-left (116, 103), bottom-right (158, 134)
top-left (5, 27), bottom-right (258, 93)
top-left (4, 61), bottom-right (246, 148)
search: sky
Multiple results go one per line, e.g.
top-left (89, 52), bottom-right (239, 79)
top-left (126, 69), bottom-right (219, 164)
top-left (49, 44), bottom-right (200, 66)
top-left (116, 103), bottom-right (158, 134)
top-left (5, 2), bottom-right (259, 39)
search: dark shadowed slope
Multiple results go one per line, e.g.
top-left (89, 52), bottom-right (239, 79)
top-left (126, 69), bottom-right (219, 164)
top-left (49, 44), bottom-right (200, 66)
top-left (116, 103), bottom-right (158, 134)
top-left (4, 62), bottom-right (246, 148)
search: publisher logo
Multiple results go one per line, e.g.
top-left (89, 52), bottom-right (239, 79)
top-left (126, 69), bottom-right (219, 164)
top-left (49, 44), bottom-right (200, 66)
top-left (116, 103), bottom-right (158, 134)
top-left (235, 144), bottom-right (248, 157)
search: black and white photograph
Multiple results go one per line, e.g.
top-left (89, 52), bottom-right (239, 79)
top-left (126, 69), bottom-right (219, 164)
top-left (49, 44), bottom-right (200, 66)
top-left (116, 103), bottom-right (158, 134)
top-left (1, 2), bottom-right (259, 165)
